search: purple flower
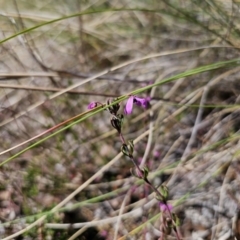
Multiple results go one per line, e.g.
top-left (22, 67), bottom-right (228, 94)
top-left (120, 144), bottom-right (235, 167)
top-left (134, 97), bottom-right (147, 107)
top-left (87, 102), bottom-right (98, 109)
top-left (124, 96), bottom-right (150, 115)
top-left (159, 203), bottom-right (173, 212)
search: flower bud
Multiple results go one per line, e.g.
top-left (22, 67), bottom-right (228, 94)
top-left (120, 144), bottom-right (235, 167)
top-left (110, 116), bottom-right (123, 133)
top-left (142, 166), bottom-right (149, 179)
top-left (159, 185), bottom-right (169, 200)
top-left (172, 213), bottom-right (181, 227)
top-left (121, 144), bottom-right (130, 157)
top-left (127, 140), bottom-right (134, 156)
top-left (107, 98), bottom-right (120, 115)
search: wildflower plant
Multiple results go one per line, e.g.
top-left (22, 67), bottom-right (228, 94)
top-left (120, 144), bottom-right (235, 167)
top-left (1, 1), bottom-right (240, 239)
top-left (88, 96), bottom-right (182, 239)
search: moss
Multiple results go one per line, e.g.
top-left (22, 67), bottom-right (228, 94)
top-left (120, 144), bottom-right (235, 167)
top-left (23, 167), bottom-right (40, 198)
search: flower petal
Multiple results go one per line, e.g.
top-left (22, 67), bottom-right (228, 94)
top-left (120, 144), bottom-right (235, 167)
top-left (124, 96), bottom-right (134, 115)
top-left (134, 97), bottom-right (150, 108)
top-left (87, 102), bottom-right (97, 109)
top-left (159, 203), bottom-right (173, 212)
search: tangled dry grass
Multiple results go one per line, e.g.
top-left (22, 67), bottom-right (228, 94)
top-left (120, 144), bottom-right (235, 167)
top-left (0, 1), bottom-right (240, 239)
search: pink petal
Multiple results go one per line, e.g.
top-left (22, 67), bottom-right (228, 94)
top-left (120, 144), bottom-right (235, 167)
top-left (124, 96), bottom-right (134, 115)
top-left (87, 102), bottom-right (97, 109)
top-left (159, 203), bottom-right (173, 212)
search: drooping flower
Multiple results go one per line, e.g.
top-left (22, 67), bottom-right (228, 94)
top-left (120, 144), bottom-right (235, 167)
top-left (87, 102), bottom-right (98, 109)
top-left (124, 96), bottom-right (150, 115)
top-left (159, 202), bottom-right (173, 212)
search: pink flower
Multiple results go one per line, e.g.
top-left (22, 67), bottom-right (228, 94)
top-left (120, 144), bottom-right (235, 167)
top-left (159, 203), bottom-right (173, 212)
top-left (153, 150), bottom-right (161, 158)
top-left (124, 96), bottom-right (150, 115)
top-left (99, 230), bottom-right (108, 237)
top-left (124, 96), bottom-right (134, 114)
top-left (87, 102), bottom-right (98, 109)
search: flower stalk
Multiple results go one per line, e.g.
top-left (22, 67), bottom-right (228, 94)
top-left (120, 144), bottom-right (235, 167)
top-left (88, 96), bottom-right (182, 239)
